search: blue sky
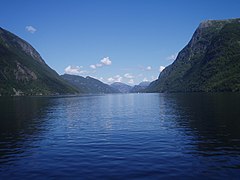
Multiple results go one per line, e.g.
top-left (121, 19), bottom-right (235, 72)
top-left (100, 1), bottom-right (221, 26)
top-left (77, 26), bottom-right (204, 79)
top-left (1, 0), bottom-right (239, 85)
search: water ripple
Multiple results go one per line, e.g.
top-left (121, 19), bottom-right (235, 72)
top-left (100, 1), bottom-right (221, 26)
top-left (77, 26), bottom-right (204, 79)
top-left (0, 93), bottom-right (240, 179)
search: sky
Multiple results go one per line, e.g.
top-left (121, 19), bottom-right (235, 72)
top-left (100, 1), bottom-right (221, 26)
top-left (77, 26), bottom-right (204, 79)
top-left (1, 0), bottom-right (240, 85)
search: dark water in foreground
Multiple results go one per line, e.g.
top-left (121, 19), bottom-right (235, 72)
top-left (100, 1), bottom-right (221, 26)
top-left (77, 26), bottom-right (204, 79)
top-left (0, 93), bottom-right (240, 179)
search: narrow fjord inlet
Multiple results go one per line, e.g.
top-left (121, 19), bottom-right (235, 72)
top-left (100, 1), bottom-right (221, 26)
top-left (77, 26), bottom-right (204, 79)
top-left (1, 0), bottom-right (240, 179)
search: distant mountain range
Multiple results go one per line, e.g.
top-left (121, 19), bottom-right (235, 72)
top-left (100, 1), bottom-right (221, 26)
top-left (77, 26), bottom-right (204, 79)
top-left (62, 75), bottom-right (151, 94)
top-left (147, 18), bottom-right (240, 92)
top-left (0, 27), bottom-right (79, 96)
top-left (110, 82), bottom-right (151, 93)
top-left (110, 82), bottom-right (132, 93)
top-left (130, 81), bottom-right (151, 93)
top-left (61, 74), bottom-right (119, 94)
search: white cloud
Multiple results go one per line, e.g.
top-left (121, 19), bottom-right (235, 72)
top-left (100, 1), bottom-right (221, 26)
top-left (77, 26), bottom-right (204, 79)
top-left (159, 66), bottom-right (165, 72)
top-left (89, 57), bottom-right (110, 70)
top-left (146, 66), bottom-right (152, 70)
top-left (124, 73), bottom-right (134, 79)
top-left (25, 25), bottom-right (37, 34)
top-left (128, 79), bottom-right (134, 84)
top-left (107, 75), bottom-right (122, 83)
top-left (143, 77), bottom-right (149, 82)
top-left (100, 57), bottom-right (112, 65)
top-left (64, 65), bottom-right (86, 75)
top-left (90, 65), bottom-right (96, 69)
top-left (115, 75), bottom-right (122, 82)
top-left (166, 53), bottom-right (177, 61)
top-left (107, 77), bottom-right (115, 83)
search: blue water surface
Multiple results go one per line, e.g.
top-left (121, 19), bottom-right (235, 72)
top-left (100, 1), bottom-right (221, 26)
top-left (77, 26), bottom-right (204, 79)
top-left (0, 93), bottom-right (240, 179)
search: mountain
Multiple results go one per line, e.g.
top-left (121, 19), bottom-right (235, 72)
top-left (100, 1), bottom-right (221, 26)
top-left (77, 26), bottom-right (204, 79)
top-left (147, 18), bottom-right (240, 92)
top-left (110, 82), bottom-right (132, 93)
top-left (0, 27), bottom-right (79, 96)
top-left (130, 81), bottom-right (151, 93)
top-left (61, 74), bottom-right (119, 94)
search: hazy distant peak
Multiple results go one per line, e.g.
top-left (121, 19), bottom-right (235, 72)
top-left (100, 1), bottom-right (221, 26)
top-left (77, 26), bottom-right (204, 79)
top-left (138, 81), bottom-right (151, 87)
top-left (61, 74), bottom-right (119, 94)
top-left (110, 82), bottom-right (132, 93)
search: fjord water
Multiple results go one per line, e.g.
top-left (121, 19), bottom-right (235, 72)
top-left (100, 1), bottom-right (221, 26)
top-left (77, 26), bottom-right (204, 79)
top-left (0, 94), bottom-right (240, 179)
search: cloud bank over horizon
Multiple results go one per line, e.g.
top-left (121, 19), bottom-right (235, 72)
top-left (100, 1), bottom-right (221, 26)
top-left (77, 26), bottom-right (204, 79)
top-left (64, 56), bottom-right (164, 85)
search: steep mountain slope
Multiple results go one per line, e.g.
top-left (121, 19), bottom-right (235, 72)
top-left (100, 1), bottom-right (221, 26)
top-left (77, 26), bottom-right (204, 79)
top-left (0, 27), bottom-right (79, 96)
top-left (110, 82), bottom-right (132, 93)
top-left (130, 81), bottom-right (151, 93)
top-left (61, 74), bottom-right (119, 94)
top-left (147, 18), bottom-right (240, 92)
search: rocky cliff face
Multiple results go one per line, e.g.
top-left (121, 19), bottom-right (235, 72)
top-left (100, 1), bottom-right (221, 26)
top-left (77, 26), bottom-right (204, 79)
top-left (0, 28), bottom-right (45, 64)
top-left (147, 18), bottom-right (240, 92)
top-left (0, 27), bottom-right (79, 96)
